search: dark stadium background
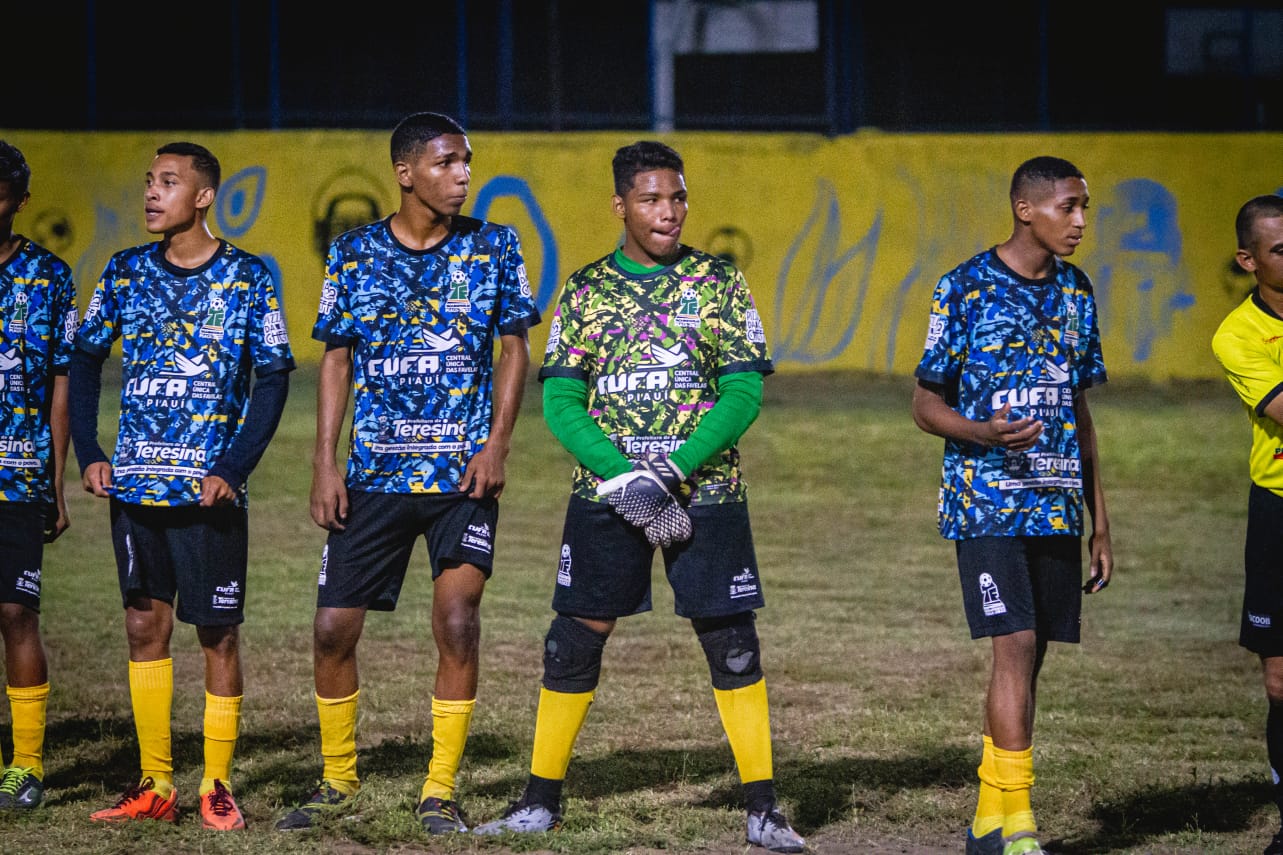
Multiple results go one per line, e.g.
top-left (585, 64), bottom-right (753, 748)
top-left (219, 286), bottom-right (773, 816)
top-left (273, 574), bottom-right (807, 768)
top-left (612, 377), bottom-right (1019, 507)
top-left (9, 1), bottom-right (1282, 134)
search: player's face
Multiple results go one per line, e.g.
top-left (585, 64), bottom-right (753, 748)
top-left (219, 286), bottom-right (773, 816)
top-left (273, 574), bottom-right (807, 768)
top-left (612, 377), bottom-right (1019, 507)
top-left (0, 180), bottom-right (29, 235)
top-left (1238, 215), bottom-right (1283, 294)
top-left (144, 153), bottom-right (213, 235)
top-left (1022, 177), bottom-right (1089, 257)
top-left (397, 134), bottom-right (471, 219)
top-left (614, 168), bottom-right (687, 266)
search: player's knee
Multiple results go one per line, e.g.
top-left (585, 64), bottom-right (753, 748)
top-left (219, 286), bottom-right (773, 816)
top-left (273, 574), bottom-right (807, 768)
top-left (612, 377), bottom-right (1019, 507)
top-left (693, 612), bottom-right (762, 690)
top-left (434, 603), bottom-right (481, 654)
top-left (542, 614), bottom-right (607, 693)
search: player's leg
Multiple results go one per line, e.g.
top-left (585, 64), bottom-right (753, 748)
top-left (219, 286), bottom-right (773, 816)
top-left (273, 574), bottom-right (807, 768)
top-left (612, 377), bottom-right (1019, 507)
top-left (956, 536), bottom-right (1040, 855)
top-left (1242, 483), bottom-right (1283, 854)
top-left (669, 502), bottom-right (802, 853)
top-left (416, 494), bottom-right (497, 833)
top-left (278, 491), bottom-right (414, 830)
top-left (475, 496), bottom-right (646, 835)
top-left (0, 504), bottom-right (51, 811)
top-left (172, 503), bottom-right (250, 830)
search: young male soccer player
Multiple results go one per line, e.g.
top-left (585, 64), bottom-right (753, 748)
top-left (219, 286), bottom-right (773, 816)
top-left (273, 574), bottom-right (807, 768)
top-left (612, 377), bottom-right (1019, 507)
top-left (0, 140), bottom-right (77, 811)
top-left (71, 142), bottom-right (295, 829)
top-left (1211, 193), bottom-right (1283, 855)
top-left (911, 156), bottom-right (1113, 855)
top-left (275, 111), bottom-right (539, 835)
top-left (472, 140), bottom-right (804, 854)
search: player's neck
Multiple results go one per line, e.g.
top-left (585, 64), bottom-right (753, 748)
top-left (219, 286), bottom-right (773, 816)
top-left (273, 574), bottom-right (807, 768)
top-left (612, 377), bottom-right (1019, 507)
top-left (162, 222), bottom-right (219, 269)
top-left (996, 236), bottom-right (1055, 281)
top-left (1258, 284), bottom-right (1283, 318)
top-left (390, 207), bottom-right (452, 251)
top-left (0, 230), bottom-right (19, 266)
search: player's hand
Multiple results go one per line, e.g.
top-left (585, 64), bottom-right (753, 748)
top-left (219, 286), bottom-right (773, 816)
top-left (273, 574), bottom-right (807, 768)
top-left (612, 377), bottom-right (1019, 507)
top-left (596, 458), bottom-right (692, 548)
top-left (82, 461), bottom-right (113, 498)
top-left (199, 475), bottom-right (236, 507)
top-left (637, 454), bottom-right (690, 501)
top-left (310, 464), bottom-right (349, 531)
top-left (461, 443), bottom-right (507, 499)
top-left (1083, 526), bottom-right (1113, 594)
top-left (44, 498), bottom-right (69, 543)
top-left (980, 403), bottom-right (1043, 451)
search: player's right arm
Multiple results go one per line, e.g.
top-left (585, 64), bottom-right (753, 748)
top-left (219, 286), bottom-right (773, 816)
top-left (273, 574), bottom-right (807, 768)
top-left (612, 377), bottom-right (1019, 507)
top-left (310, 343), bottom-right (352, 530)
top-left (911, 379), bottom-right (1043, 450)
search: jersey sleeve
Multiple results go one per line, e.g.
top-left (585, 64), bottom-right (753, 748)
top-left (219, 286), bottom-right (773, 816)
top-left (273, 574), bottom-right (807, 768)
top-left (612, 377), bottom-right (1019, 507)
top-left (1215, 326), bottom-right (1283, 415)
top-left (76, 255), bottom-right (124, 356)
top-left (914, 272), bottom-right (966, 386)
top-left (1072, 271), bottom-right (1107, 391)
top-left (249, 261), bottom-right (296, 376)
top-left (312, 241), bottom-right (358, 347)
top-left (538, 281), bottom-right (590, 382)
top-left (51, 263), bottom-right (78, 372)
top-left (716, 268), bottom-right (773, 376)
top-left (495, 227), bottom-right (541, 336)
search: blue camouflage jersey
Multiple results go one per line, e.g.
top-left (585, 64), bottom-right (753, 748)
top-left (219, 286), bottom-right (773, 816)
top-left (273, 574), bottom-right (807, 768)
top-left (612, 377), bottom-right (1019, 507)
top-left (915, 247), bottom-right (1107, 540)
top-left (0, 238), bottom-right (78, 504)
top-left (313, 215), bottom-right (541, 494)
top-left (77, 240), bottom-right (295, 506)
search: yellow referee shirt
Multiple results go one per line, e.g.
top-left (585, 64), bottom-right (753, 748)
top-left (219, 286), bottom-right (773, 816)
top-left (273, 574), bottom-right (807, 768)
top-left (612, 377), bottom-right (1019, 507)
top-left (1213, 290), bottom-right (1283, 496)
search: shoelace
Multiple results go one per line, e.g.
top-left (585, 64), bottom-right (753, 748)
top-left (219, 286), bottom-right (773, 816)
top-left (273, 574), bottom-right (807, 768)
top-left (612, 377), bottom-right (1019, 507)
top-left (207, 783), bottom-right (236, 816)
top-left (0, 767), bottom-right (31, 796)
top-left (114, 775), bottom-right (157, 806)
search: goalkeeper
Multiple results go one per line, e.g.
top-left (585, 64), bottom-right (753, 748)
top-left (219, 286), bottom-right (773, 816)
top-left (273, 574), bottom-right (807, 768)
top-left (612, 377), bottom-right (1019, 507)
top-left (473, 140), bottom-right (802, 853)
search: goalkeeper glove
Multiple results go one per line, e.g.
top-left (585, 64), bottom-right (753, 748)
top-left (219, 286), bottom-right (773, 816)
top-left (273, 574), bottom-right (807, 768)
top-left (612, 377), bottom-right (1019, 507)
top-left (596, 457), bottom-right (692, 548)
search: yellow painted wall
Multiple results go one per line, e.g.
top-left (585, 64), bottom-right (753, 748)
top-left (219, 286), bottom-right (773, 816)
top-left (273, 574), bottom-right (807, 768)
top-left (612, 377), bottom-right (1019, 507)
top-left (4, 130), bottom-right (1277, 379)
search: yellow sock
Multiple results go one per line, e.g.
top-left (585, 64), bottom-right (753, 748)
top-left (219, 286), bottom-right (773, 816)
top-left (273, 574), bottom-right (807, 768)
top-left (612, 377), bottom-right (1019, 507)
top-left (200, 692), bottom-right (242, 795)
top-left (529, 687), bottom-right (594, 781)
top-left (6, 682), bottom-right (49, 780)
top-left (971, 735), bottom-right (1004, 838)
top-left (420, 697), bottom-right (476, 802)
top-left (712, 679), bottom-right (773, 783)
top-left (992, 743), bottom-right (1036, 839)
top-left (129, 659), bottom-right (174, 795)
top-left (317, 690), bottom-right (360, 795)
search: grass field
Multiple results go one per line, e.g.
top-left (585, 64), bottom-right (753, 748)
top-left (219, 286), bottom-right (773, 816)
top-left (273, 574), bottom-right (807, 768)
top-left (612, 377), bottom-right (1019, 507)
top-left (0, 365), bottom-right (1272, 854)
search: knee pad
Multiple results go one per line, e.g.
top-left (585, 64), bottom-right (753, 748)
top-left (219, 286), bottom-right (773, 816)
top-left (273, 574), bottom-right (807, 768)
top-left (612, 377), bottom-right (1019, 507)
top-left (541, 615), bottom-right (607, 693)
top-left (693, 612), bottom-right (762, 690)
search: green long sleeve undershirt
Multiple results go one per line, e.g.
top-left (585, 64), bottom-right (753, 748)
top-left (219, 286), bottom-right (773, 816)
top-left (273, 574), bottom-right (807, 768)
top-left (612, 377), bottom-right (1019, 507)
top-left (541, 371), bottom-right (764, 480)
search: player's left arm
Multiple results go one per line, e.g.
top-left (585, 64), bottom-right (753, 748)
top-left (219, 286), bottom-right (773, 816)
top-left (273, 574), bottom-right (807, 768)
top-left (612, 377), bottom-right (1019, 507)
top-left (1076, 389), bottom-right (1112, 592)
top-left (668, 370), bottom-right (763, 478)
top-left (46, 373), bottom-right (70, 541)
top-left (462, 332), bottom-right (530, 499)
top-left (202, 366), bottom-right (292, 507)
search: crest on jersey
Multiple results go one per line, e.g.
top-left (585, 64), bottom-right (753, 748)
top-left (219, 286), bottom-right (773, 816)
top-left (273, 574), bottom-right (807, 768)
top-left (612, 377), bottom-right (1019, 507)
top-left (446, 267), bottom-right (471, 313)
top-left (199, 294), bottom-right (227, 339)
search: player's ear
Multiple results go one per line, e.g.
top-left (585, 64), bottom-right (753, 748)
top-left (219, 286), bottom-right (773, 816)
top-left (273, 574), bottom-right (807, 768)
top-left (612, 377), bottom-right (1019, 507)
top-left (1236, 247), bottom-right (1257, 274)
top-left (195, 185), bottom-right (216, 212)
top-left (394, 160), bottom-right (413, 190)
top-left (611, 193), bottom-right (625, 221)
top-left (1012, 197), bottom-right (1033, 226)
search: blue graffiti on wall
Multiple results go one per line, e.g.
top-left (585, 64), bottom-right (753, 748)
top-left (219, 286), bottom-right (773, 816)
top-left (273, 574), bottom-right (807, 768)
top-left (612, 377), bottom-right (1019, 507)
top-left (471, 176), bottom-right (560, 313)
top-left (771, 179), bottom-right (882, 364)
top-left (1093, 178), bottom-right (1195, 362)
top-left (216, 166), bottom-right (267, 239)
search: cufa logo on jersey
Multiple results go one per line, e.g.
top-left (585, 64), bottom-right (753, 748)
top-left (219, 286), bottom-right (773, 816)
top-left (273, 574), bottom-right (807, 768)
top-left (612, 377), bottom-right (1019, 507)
top-left (8, 289), bottom-right (28, 335)
top-left (446, 268), bottom-right (471, 313)
top-left (200, 293), bottom-right (227, 340)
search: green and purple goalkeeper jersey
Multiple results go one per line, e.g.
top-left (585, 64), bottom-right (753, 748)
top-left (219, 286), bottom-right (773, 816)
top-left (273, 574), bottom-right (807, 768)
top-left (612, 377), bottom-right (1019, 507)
top-left (914, 247), bottom-right (1107, 540)
top-left (312, 215), bottom-right (540, 494)
top-left (540, 246), bottom-right (772, 505)
top-left (0, 238), bottom-right (77, 504)
top-left (77, 240), bottom-right (295, 506)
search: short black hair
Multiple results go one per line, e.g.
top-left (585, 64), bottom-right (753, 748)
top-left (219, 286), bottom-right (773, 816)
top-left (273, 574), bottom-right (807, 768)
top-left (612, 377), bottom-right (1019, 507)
top-left (390, 112), bottom-right (467, 164)
top-left (1010, 155), bottom-right (1083, 202)
top-left (612, 140), bottom-right (683, 196)
top-left (1236, 194), bottom-right (1283, 250)
top-left (0, 140), bottom-right (32, 198)
top-left (156, 141), bottom-right (221, 191)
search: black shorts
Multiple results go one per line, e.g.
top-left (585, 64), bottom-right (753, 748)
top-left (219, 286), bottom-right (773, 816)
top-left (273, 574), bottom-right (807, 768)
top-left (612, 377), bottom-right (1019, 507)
top-left (551, 495), bottom-right (766, 620)
top-left (955, 535), bottom-right (1082, 643)
top-left (1241, 482), bottom-right (1283, 655)
top-left (317, 490), bottom-right (498, 611)
top-left (0, 502), bottom-right (48, 611)
top-left (110, 499), bottom-right (249, 627)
